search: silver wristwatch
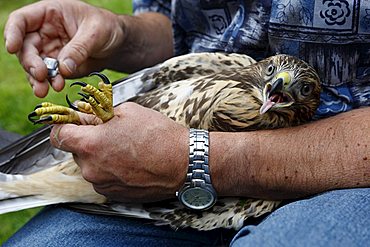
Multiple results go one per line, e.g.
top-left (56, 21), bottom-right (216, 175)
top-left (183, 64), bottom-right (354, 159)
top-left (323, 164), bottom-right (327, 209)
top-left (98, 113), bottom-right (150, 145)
top-left (176, 129), bottom-right (217, 210)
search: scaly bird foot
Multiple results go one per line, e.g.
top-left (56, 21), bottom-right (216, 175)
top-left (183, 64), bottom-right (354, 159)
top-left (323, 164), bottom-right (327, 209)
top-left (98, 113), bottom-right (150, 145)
top-left (28, 72), bottom-right (114, 125)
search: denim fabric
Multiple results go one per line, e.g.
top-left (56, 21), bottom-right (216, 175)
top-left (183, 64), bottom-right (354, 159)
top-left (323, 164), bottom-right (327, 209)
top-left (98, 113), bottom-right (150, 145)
top-left (4, 188), bottom-right (369, 246)
top-left (231, 188), bottom-right (370, 247)
top-left (3, 206), bottom-right (236, 247)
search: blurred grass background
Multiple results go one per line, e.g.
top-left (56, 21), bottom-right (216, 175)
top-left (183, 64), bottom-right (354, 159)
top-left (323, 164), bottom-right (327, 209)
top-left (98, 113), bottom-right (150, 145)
top-left (0, 0), bottom-right (132, 243)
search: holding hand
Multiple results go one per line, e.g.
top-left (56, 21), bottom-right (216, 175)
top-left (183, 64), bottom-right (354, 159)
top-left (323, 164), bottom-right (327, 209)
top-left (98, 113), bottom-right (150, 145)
top-left (5, 0), bottom-right (127, 97)
top-left (50, 103), bottom-right (188, 202)
top-left (5, 0), bottom-right (172, 98)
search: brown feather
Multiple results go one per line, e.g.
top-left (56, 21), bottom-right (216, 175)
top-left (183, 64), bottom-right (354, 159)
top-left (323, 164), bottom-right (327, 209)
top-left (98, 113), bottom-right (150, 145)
top-left (134, 54), bottom-right (321, 131)
top-left (1, 52), bottom-right (321, 231)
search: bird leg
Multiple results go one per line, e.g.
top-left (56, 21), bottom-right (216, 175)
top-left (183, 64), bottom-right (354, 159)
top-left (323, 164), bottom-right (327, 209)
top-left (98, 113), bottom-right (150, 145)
top-left (28, 72), bottom-right (114, 125)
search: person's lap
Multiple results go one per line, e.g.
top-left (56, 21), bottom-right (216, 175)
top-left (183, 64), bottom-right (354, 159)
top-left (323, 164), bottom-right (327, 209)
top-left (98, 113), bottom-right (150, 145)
top-left (1, 129), bottom-right (369, 246)
top-left (4, 188), bottom-right (369, 247)
top-left (3, 205), bottom-right (236, 247)
top-left (232, 188), bottom-right (370, 247)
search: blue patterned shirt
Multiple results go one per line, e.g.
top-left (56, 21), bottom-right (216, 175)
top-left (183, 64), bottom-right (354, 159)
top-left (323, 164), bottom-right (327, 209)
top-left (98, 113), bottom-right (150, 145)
top-left (133, 0), bottom-right (370, 118)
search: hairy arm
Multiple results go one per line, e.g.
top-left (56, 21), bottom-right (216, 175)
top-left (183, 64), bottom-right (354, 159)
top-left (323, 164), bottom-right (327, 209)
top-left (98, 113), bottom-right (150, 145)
top-left (4, 0), bottom-right (173, 97)
top-left (111, 12), bottom-right (173, 73)
top-left (52, 103), bottom-right (370, 203)
top-left (211, 107), bottom-right (370, 200)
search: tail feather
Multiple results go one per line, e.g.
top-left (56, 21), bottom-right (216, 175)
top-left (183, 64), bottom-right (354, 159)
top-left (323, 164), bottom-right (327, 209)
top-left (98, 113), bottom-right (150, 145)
top-left (0, 172), bottom-right (25, 200)
top-left (0, 196), bottom-right (62, 214)
top-left (0, 172), bottom-right (25, 182)
top-left (0, 190), bottom-right (17, 200)
top-left (68, 203), bottom-right (153, 220)
top-left (0, 172), bottom-right (64, 214)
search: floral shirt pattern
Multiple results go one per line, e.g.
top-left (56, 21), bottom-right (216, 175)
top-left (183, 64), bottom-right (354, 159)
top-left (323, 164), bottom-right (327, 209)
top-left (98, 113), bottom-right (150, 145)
top-left (133, 0), bottom-right (370, 119)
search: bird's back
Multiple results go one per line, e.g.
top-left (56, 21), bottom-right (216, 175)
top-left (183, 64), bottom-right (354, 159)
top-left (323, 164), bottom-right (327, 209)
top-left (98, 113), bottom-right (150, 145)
top-left (134, 58), bottom-right (319, 131)
top-left (0, 52), bottom-right (321, 230)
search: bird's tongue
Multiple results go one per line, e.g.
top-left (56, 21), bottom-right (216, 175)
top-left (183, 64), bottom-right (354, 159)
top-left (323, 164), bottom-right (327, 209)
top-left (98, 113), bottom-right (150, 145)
top-left (260, 99), bottom-right (275, 114)
top-left (270, 94), bottom-right (284, 103)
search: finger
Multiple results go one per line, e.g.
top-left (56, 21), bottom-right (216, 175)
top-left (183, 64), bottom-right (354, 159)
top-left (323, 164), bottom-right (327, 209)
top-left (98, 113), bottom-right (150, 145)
top-left (66, 59), bottom-right (106, 79)
top-left (50, 124), bottom-right (98, 154)
top-left (4, 1), bottom-right (48, 54)
top-left (26, 72), bottom-right (49, 98)
top-left (58, 27), bottom-right (96, 77)
top-left (50, 124), bottom-right (88, 153)
top-left (49, 74), bottom-right (65, 92)
top-left (77, 111), bottom-right (104, 125)
top-left (54, 59), bottom-right (106, 80)
top-left (17, 32), bottom-right (48, 81)
top-left (57, 20), bottom-right (104, 77)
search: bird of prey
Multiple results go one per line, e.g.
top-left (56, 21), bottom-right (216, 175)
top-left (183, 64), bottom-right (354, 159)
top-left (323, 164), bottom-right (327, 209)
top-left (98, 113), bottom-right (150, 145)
top-left (0, 53), bottom-right (321, 231)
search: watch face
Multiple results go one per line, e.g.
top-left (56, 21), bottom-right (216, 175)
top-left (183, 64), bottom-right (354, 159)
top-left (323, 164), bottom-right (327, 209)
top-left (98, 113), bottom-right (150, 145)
top-left (180, 187), bottom-right (215, 210)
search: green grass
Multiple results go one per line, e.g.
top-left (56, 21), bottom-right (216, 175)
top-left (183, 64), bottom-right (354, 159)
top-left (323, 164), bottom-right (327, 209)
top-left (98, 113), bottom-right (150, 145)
top-left (0, 0), bottom-right (132, 243)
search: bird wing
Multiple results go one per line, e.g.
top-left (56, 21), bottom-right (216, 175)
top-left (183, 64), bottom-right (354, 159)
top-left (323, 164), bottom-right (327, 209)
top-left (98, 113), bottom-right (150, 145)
top-left (0, 63), bottom-right (164, 214)
top-left (1, 52), bottom-right (256, 174)
top-left (0, 53), bottom-right (319, 230)
top-left (69, 198), bottom-right (280, 231)
top-left (0, 60), bottom-right (167, 175)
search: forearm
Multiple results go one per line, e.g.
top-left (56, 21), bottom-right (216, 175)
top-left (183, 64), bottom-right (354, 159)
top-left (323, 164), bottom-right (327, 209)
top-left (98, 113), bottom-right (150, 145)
top-left (108, 12), bottom-right (173, 73)
top-left (210, 108), bottom-right (370, 200)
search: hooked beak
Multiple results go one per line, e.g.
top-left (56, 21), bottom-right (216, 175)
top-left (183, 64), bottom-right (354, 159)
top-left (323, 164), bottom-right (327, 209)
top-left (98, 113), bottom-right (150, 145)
top-left (260, 73), bottom-right (294, 114)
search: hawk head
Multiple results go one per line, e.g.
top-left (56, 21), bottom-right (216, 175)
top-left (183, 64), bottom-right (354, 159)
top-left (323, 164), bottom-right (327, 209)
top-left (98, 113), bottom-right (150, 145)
top-left (258, 54), bottom-right (321, 123)
top-left (212, 54), bottom-right (322, 131)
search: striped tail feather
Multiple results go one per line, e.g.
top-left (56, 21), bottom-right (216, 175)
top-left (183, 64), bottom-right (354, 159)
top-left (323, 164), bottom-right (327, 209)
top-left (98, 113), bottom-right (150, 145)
top-left (0, 64), bottom-right (160, 215)
top-left (0, 196), bottom-right (63, 215)
top-left (0, 172), bottom-right (63, 214)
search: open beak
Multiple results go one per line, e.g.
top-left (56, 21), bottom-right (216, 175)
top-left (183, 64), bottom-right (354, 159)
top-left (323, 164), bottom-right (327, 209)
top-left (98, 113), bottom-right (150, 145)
top-left (260, 73), bottom-right (294, 114)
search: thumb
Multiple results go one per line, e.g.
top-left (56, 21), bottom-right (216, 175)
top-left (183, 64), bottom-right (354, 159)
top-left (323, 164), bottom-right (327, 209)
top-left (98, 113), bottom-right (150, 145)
top-left (50, 124), bottom-right (95, 154)
top-left (57, 28), bottom-right (100, 78)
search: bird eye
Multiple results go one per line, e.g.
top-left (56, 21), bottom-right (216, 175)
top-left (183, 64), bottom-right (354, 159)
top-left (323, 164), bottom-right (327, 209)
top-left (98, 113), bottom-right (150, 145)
top-left (266, 64), bottom-right (275, 76)
top-left (301, 84), bottom-right (313, 96)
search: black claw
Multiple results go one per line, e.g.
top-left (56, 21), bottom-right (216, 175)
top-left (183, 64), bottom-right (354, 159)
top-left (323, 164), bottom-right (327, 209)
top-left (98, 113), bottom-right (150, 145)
top-left (33, 116), bottom-right (53, 125)
top-left (28, 113), bottom-right (52, 125)
top-left (28, 111), bottom-right (37, 123)
top-left (70, 81), bottom-right (87, 87)
top-left (66, 94), bottom-right (79, 111)
top-left (78, 92), bottom-right (90, 100)
top-left (89, 72), bottom-right (111, 84)
top-left (34, 104), bottom-right (43, 110)
top-left (78, 92), bottom-right (100, 105)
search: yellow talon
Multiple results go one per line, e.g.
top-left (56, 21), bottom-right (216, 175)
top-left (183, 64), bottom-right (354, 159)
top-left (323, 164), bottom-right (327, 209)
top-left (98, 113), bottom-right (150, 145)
top-left (28, 72), bottom-right (114, 125)
top-left (75, 101), bottom-right (94, 114)
top-left (28, 104), bottom-right (81, 125)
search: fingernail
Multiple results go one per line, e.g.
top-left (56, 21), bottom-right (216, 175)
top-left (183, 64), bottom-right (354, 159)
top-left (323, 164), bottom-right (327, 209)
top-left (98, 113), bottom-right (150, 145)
top-left (5, 38), bottom-right (11, 50)
top-left (5, 37), bottom-right (15, 53)
top-left (31, 84), bottom-right (37, 95)
top-left (62, 58), bottom-right (76, 74)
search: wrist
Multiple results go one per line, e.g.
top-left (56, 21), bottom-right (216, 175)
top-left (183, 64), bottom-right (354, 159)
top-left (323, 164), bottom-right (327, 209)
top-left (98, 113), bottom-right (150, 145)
top-left (112, 13), bottom-right (173, 72)
top-left (209, 131), bottom-right (257, 197)
top-left (170, 125), bottom-right (189, 194)
top-left (177, 129), bottom-right (217, 210)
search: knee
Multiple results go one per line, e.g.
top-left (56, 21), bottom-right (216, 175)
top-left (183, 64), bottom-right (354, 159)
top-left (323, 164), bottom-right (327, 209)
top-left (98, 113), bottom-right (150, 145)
top-left (231, 188), bottom-right (370, 247)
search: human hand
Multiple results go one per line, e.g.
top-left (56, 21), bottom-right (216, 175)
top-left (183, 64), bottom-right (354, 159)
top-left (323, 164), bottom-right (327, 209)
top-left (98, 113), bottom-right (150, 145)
top-left (49, 103), bottom-right (188, 202)
top-left (4, 0), bottom-right (126, 98)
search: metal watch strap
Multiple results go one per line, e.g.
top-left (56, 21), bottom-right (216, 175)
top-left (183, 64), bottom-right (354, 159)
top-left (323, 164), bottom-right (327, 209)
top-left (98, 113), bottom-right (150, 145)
top-left (186, 129), bottom-right (213, 188)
